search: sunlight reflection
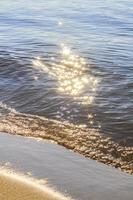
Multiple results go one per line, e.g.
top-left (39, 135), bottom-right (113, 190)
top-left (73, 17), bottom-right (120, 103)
top-left (58, 21), bottom-right (63, 27)
top-left (32, 45), bottom-right (98, 106)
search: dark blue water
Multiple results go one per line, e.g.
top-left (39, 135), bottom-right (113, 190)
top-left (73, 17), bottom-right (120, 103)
top-left (0, 0), bottom-right (133, 145)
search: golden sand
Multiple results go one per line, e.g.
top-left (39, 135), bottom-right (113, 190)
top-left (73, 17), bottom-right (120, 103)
top-left (0, 170), bottom-right (72, 200)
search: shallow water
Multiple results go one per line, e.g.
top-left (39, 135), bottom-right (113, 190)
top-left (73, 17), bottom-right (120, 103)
top-left (0, 0), bottom-right (133, 145)
top-left (0, 133), bottom-right (133, 200)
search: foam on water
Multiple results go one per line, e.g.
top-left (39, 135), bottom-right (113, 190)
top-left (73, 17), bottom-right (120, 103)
top-left (0, 102), bottom-right (17, 115)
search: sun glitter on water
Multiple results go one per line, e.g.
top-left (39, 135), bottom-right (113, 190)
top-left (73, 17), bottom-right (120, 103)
top-left (32, 45), bottom-right (98, 106)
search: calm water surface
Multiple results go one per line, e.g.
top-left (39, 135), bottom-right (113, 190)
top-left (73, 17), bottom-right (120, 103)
top-left (0, 0), bottom-right (133, 145)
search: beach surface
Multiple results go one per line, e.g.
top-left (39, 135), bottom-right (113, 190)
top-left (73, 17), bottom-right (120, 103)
top-left (0, 132), bottom-right (133, 200)
top-left (0, 170), bottom-right (72, 200)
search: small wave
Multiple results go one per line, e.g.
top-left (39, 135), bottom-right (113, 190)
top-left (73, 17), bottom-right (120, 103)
top-left (0, 102), bottom-right (17, 115)
top-left (0, 112), bottom-right (132, 174)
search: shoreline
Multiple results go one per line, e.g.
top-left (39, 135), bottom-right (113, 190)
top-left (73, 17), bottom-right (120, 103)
top-left (0, 112), bottom-right (133, 174)
top-left (0, 132), bottom-right (133, 200)
top-left (0, 169), bottom-right (72, 200)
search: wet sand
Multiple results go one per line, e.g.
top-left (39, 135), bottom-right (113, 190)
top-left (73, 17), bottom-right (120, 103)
top-left (0, 113), bottom-right (133, 174)
top-left (0, 170), bottom-right (72, 200)
top-left (0, 132), bottom-right (133, 200)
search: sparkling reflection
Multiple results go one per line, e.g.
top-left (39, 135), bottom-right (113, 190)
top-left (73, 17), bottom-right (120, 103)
top-left (58, 21), bottom-right (63, 27)
top-left (32, 45), bottom-right (98, 107)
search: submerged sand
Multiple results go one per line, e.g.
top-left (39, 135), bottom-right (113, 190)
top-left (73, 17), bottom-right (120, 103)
top-left (0, 170), bottom-right (72, 200)
top-left (0, 113), bottom-right (133, 174)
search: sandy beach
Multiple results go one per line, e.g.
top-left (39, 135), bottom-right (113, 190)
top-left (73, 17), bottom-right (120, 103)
top-left (0, 170), bottom-right (72, 200)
